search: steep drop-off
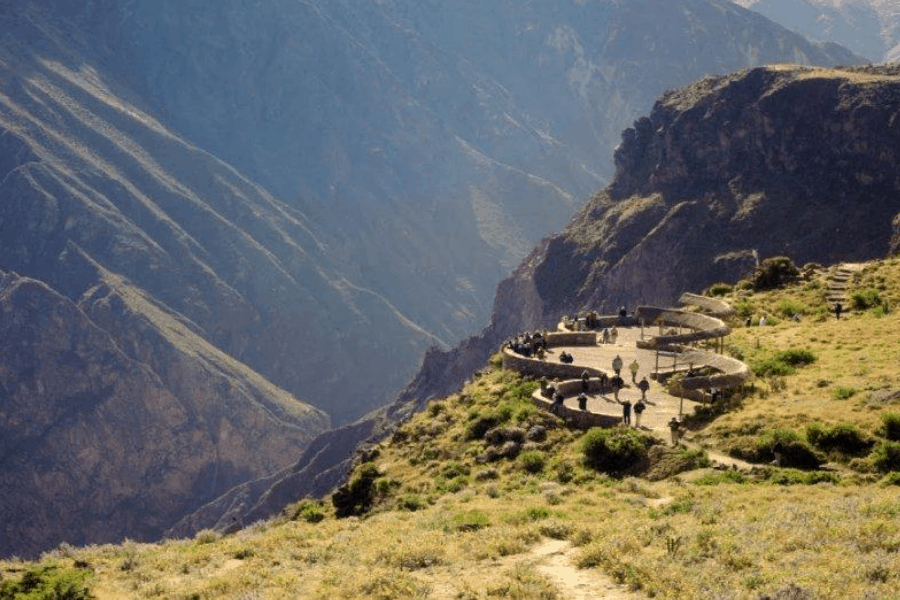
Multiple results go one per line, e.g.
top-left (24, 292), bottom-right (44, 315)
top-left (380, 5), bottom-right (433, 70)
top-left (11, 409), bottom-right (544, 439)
top-left (175, 63), bottom-right (900, 536)
top-left (397, 63), bottom-right (900, 411)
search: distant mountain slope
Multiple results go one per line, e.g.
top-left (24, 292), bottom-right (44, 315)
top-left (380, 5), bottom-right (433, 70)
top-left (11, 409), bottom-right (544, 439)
top-left (397, 63), bottom-right (900, 411)
top-left (735, 0), bottom-right (900, 62)
top-left (0, 8), bottom-right (446, 555)
top-left (49, 0), bottom-right (862, 355)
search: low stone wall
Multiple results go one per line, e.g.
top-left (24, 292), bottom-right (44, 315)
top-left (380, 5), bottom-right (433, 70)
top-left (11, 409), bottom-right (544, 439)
top-left (544, 331), bottom-right (598, 346)
top-left (554, 378), bottom-right (613, 396)
top-left (559, 315), bottom-right (638, 331)
top-left (502, 349), bottom-right (605, 380)
top-left (679, 292), bottom-right (736, 317)
top-left (634, 307), bottom-right (730, 348)
top-left (531, 394), bottom-right (620, 429)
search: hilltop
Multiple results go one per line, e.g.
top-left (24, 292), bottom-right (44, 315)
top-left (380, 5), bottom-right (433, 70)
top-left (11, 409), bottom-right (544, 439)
top-left (6, 256), bottom-right (900, 599)
top-left (398, 63), bottom-right (900, 412)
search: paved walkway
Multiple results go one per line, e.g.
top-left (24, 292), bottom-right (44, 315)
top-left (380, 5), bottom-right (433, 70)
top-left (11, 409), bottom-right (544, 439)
top-left (542, 326), bottom-right (701, 441)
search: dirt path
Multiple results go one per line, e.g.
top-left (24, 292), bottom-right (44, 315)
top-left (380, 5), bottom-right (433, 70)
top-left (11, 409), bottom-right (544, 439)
top-left (532, 539), bottom-right (644, 600)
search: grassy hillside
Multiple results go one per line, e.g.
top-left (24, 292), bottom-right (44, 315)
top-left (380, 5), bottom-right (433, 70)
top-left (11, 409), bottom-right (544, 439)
top-left (4, 258), bottom-right (900, 599)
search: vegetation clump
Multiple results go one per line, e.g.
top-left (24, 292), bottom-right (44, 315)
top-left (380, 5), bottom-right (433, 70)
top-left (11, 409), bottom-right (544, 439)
top-left (0, 565), bottom-right (93, 600)
top-left (332, 462), bottom-right (380, 517)
top-left (579, 427), bottom-right (655, 476)
top-left (806, 423), bottom-right (873, 457)
top-left (746, 256), bottom-right (800, 291)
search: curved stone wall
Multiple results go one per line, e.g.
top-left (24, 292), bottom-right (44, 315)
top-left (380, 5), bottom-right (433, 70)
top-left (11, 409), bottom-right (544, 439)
top-left (662, 346), bottom-right (751, 391)
top-left (634, 307), bottom-right (730, 348)
top-left (678, 292), bottom-right (736, 318)
top-left (531, 395), bottom-right (620, 429)
top-left (501, 349), bottom-right (606, 380)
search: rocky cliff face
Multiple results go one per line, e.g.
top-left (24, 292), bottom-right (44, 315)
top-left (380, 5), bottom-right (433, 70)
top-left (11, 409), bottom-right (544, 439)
top-left (396, 63), bottom-right (900, 409)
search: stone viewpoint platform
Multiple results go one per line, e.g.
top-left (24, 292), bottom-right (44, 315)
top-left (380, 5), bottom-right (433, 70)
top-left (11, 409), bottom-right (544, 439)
top-left (501, 300), bottom-right (751, 443)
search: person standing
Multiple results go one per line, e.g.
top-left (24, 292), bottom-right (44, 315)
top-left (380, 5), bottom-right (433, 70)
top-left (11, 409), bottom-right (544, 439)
top-left (581, 370), bottom-right (590, 394)
top-left (629, 359), bottom-right (640, 383)
top-left (578, 394), bottom-right (588, 411)
top-left (612, 354), bottom-right (623, 376)
top-left (835, 302), bottom-right (842, 320)
top-left (633, 400), bottom-right (645, 428)
top-left (610, 326), bottom-right (619, 344)
top-left (620, 398), bottom-right (632, 425)
top-left (611, 374), bottom-right (624, 401)
top-left (638, 377), bottom-right (650, 401)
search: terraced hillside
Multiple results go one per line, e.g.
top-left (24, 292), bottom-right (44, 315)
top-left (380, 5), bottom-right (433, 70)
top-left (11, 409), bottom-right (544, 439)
top-left (5, 257), bottom-right (900, 599)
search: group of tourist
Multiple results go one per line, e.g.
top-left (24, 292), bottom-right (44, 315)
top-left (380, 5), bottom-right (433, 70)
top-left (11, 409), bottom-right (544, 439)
top-left (517, 320), bottom-right (687, 445)
top-left (505, 331), bottom-right (547, 358)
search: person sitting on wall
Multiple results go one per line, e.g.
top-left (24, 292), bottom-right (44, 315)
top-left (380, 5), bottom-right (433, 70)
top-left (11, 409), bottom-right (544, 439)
top-left (669, 417), bottom-right (681, 445)
top-left (551, 392), bottom-right (565, 414)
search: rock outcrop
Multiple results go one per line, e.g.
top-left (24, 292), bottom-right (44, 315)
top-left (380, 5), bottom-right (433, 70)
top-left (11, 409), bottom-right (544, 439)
top-left (396, 63), bottom-right (900, 411)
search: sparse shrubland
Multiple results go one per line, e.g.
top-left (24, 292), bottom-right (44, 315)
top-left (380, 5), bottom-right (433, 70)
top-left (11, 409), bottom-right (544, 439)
top-left (9, 258), bottom-right (900, 598)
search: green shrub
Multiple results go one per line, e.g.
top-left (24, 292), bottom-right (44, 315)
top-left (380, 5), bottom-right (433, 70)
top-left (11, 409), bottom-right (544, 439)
top-left (747, 257), bottom-right (799, 291)
top-left (751, 357), bottom-right (795, 377)
top-left (466, 407), bottom-right (513, 440)
top-left (519, 451), bottom-right (545, 474)
top-left (693, 470), bottom-right (748, 485)
top-left (806, 423), bottom-right (873, 456)
top-left (880, 413), bottom-right (900, 442)
top-left (851, 288), bottom-right (881, 310)
top-left (398, 494), bottom-right (427, 511)
top-left (580, 427), bottom-right (652, 475)
top-left (832, 387), bottom-right (858, 400)
top-left (775, 349), bottom-right (816, 367)
top-left (445, 510), bottom-right (490, 532)
top-left (705, 283), bottom-right (733, 297)
top-left (767, 469), bottom-right (839, 485)
top-left (752, 349), bottom-right (816, 377)
top-left (332, 462), bottom-right (380, 517)
top-left (731, 430), bottom-right (821, 469)
top-left (880, 472), bottom-right (900, 486)
top-left (871, 441), bottom-right (900, 473)
top-left (0, 565), bottom-right (93, 600)
top-left (292, 500), bottom-right (326, 523)
top-left (776, 300), bottom-right (807, 319)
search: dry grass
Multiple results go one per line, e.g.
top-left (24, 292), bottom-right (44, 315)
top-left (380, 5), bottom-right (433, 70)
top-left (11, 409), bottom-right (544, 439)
top-left (8, 259), bottom-right (900, 598)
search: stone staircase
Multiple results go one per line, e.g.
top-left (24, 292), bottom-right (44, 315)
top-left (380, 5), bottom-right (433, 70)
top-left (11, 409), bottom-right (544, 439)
top-left (824, 263), bottom-right (865, 309)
